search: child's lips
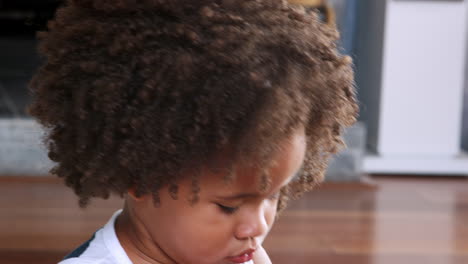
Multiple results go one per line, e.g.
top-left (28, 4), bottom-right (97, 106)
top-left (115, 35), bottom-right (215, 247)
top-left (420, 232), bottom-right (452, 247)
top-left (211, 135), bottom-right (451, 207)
top-left (226, 248), bottom-right (255, 263)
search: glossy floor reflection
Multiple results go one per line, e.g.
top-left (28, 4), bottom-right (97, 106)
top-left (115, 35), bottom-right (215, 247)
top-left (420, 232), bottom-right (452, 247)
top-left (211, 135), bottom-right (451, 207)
top-left (0, 175), bottom-right (467, 264)
top-left (264, 175), bottom-right (468, 264)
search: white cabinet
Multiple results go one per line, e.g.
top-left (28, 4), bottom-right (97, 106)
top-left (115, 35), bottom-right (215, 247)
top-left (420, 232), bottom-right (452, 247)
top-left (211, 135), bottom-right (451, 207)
top-left (356, 0), bottom-right (468, 175)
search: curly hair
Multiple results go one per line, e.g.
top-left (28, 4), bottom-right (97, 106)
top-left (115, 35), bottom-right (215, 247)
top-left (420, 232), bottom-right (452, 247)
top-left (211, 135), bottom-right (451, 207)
top-left (27, 0), bottom-right (358, 210)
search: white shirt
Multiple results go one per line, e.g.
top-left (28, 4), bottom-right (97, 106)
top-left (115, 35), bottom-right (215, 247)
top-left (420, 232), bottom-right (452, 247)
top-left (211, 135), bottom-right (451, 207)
top-left (58, 209), bottom-right (254, 264)
top-left (59, 209), bottom-right (132, 264)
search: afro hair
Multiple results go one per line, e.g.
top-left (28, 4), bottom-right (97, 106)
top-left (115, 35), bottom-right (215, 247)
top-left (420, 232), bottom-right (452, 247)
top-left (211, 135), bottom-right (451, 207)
top-left (27, 0), bottom-right (359, 210)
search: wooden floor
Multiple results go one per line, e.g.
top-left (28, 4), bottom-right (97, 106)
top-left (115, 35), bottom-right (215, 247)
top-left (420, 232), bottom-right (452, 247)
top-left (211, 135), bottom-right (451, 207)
top-left (1, 175), bottom-right (467, 264)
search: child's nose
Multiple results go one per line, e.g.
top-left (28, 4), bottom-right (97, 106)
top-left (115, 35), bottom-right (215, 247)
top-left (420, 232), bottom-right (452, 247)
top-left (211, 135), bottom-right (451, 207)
top-left (234, 208), bottom-right (269, 240)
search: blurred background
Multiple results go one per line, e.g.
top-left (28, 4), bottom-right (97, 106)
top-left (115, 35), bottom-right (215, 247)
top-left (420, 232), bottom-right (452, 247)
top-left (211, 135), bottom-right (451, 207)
top-left (0, 0), bottom-right (467, 264)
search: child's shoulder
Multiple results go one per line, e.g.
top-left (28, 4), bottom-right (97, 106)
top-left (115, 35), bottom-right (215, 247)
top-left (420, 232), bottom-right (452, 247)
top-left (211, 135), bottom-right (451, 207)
top-left (57, 232), bottom-right (114, 264)
top-left (58, 258), bottom-right (101, 264)
top-left (58, 210), bottom-right (130, 264)
top-left (58, 255), bottom-right (120, 264)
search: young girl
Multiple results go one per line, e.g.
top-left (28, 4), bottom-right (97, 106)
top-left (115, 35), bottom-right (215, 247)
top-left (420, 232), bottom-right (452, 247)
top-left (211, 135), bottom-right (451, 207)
top-left (27, 0), bottom-right (358, 263)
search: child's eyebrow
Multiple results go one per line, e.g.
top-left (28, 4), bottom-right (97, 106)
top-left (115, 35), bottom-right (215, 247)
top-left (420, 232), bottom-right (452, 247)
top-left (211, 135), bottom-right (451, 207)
top-left (216, 187), bottom-right (285, 200)
top-left (216, 192), bottom-right (260, 200)
top-left (216, 171), bottom-right (301, 200)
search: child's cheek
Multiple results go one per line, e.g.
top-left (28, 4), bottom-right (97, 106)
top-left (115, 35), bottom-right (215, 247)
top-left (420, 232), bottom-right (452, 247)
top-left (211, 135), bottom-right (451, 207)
top-left (190, 203), bottom-right (234, 240)
top-left (259, 200), bottom-right (278, 243)
top-left (170, 211), bottom-right (234, 263)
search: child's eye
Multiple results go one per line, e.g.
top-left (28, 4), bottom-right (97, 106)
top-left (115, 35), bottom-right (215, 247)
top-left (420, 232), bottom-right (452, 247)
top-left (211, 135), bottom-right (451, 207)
top-left (216, 203), bottom-right (239, 214)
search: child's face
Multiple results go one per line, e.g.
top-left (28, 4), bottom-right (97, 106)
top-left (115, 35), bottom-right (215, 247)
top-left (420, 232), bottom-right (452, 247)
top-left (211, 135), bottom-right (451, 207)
top-left (126, 127), bottom-right (306, 264)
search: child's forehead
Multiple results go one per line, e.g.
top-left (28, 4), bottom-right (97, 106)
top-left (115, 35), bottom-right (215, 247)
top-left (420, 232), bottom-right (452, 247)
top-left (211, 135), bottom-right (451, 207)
top-left (197, 126), bottom-right (306, 195)
top-left (197, 163), bottom-right (295, 201)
